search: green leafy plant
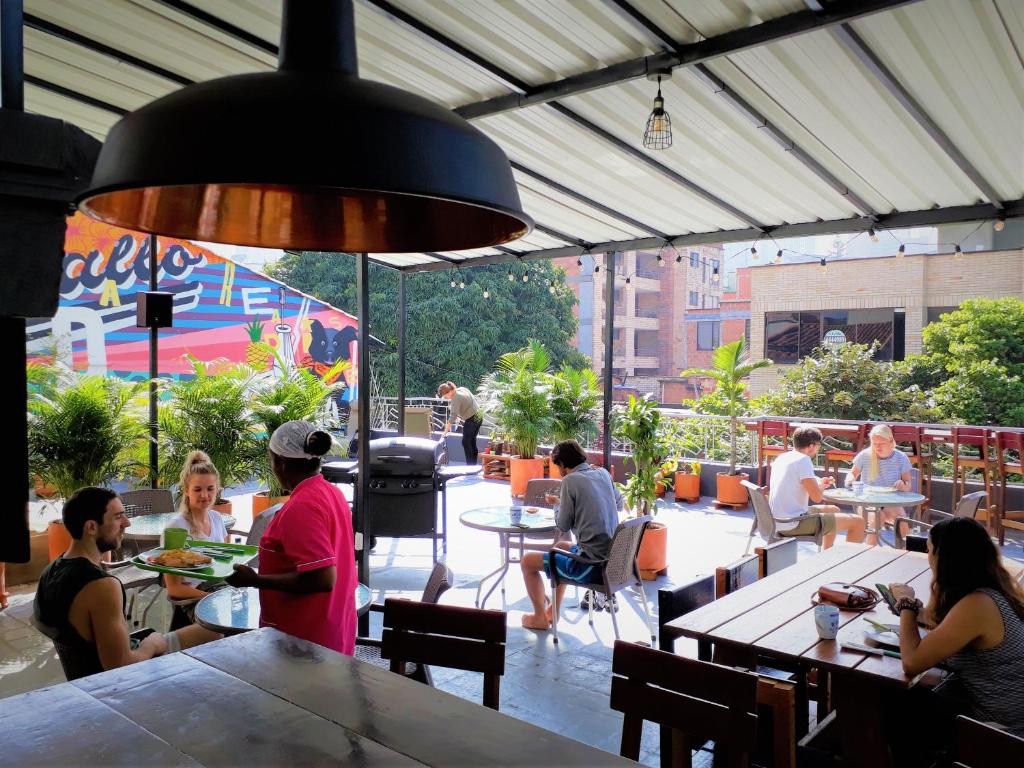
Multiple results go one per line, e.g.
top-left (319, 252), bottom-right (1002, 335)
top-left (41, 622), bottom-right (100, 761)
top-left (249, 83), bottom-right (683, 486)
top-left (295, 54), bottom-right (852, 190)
top-left (612, 394), bottom-right (662, 517)
top-left (250, 345), bottom-right (349, 496)
top-left (683, 340), bottom-right (772, 475)
top-left (480, 340), bottom-right (553, 459)
top-left (28, 371), bottom-right (147, 500)
top-left (158, 358), bottom-right (260, 499)
top-left (547, 364), bottom-right (600, 444)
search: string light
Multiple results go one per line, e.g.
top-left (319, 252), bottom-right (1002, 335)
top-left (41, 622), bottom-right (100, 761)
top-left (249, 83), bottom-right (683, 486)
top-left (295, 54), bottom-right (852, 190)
top-left (459, 278), bottom-right (465, 289)
top-left (522, 272), bottom-right (529, 282)
top-left (625, 275), bottom-right (631, 285)
top-left (576, 257), bottom-right (583, 267)
top-left (508, 268), bottom-right (514, 282)
top-left (868, 227), bottom-right (879, 242)
top-left (897, 244), bottom-right (906, 258)
top-left (954, 244), bottom-right (963, 260)
top-left (711, 266), bottom-right (719, 283)
top-left (675, 252), bottom-right (683, 264)
top-left (750, 246), bottom-right (758, 260)
top-left (549, 284), bottom-right (556, 294)
top-left (775, 250), bottom-right (783, 264)
top-left (994, 216), bottom-right (1006, 232)
top-left (819, 257), bottom-right (827, 273)
top-left (594, 262), bottom-right (601, 274)
top-left (450, 277), bottom-right (457, 288)
top-left (482, 289), bottom-right (490, 299)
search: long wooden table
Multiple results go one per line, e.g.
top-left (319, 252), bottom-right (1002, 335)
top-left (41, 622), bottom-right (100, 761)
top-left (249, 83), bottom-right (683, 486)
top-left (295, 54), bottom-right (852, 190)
top-left (0, 628), bottom-right (631, 767)
top-left (663, 544), bottom-right (934, 767)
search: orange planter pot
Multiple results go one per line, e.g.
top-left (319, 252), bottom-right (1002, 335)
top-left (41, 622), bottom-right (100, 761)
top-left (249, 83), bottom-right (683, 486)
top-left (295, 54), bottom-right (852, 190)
top-left (510, 457), bottom-right (545, 497)
top-left (32, 476), bottom-right (58, 499)
top-left (213, 500), bottom-right (233, 515)
top-left (252, 492), bottom-right (288, 516)
top-left (47, 520), bottom-right (72, 561)
top-left (549, 461), bottom-right (562, 479)
top-left (716, 472), bottom-right (748, 506)
top-left (655, 482), bottom-right (666, 498)
top-left (637, 521), bottom-right (668, 580)
top-left (674, 472), bottom-right (700, 502)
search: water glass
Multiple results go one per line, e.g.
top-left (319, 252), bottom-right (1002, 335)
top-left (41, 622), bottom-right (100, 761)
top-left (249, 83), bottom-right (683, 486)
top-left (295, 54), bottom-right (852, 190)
top-left (814, 604), bottom-right (840, 640)
top-left (852, 480), bottom-right (865, 496)
top-left (509, 508), bottom-right (523, 525)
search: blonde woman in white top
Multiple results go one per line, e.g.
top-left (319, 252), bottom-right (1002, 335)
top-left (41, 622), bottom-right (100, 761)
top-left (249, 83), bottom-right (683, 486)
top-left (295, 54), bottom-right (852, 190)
top-left (848, 424), bottom-right (914, 527)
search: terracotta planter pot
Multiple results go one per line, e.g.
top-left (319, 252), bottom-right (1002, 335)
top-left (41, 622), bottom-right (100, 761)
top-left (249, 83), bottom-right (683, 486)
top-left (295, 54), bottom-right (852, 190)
top-left (655, 482), bottom-right (666, 498)
top-left (716, 472), bottom-right (748, 506)
top-left (637, 521), bottom-right (668, 580)
top-left (549, 461), bottom-right (562, 479)
top-left (213, 500), bottom-right (233, 515)
top-left (674, 472), bottom-right (700, 502)
top-left (47, 520), bottom-right (72, 561)
top-left (252, 492), bottom-right (289, 516)
top-left (33, 475), bottom-right (59, 499)
top-left (510, 457), bottom-right (545, 497)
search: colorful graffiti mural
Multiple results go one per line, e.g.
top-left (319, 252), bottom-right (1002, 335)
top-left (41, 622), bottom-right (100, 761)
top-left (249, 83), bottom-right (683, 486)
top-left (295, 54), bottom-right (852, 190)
top-left (27, 214), bottom-right (359, 397)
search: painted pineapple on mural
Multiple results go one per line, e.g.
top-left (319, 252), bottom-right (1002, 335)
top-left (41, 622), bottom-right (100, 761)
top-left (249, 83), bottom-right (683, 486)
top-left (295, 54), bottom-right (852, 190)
top-left (245, 318), bottom-right (271, 369)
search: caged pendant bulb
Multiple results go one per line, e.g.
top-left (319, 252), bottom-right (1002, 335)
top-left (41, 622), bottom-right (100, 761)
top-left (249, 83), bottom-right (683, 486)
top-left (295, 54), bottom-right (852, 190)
top-left (642, 76), bottom-right (672, 150)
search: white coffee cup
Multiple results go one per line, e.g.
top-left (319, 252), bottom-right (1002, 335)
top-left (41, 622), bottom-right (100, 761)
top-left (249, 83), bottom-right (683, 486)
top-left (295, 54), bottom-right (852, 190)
top-left (814, 604), bottom-right (840, 640)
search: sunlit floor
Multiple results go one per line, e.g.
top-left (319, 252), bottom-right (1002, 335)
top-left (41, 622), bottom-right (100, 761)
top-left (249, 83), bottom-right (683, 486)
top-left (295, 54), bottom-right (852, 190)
top-left (3, 476), bottom-right (1021, 767)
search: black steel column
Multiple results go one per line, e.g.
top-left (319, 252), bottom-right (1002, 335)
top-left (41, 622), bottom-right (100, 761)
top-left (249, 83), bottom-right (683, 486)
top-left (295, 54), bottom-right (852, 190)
top-left (0, 0), bottom-right (29, 564)
top-left (356, 252), bottom-right (371, 593)
top-left (602, 251), bottom-right (617, 470)
top-left (148, 234), bottom-right (159, 487)
top-left (397, 272), bottom-right (406, 436)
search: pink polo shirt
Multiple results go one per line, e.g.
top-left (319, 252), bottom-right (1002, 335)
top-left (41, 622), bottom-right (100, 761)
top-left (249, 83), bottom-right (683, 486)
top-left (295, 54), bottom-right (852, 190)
top-left (257, 474), bottom-right (356, 655)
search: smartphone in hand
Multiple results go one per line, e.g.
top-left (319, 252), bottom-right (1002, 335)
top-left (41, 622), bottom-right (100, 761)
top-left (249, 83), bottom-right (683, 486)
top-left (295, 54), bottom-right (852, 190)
top-left (876, 583), bottom-right (898, 612)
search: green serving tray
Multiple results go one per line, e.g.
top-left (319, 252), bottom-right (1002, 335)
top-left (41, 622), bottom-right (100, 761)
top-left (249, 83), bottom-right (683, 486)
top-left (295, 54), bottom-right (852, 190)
top-left (131, 540), bottom-right (258, 581)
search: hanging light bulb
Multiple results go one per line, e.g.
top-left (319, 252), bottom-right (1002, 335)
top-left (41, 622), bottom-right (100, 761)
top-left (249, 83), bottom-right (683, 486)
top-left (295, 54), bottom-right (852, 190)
top-left (954, 244), bottom-right (963, 260)
top-left (459, 278), bottom-right (465, 289)
top-left (897, 244), bottom-right (906, 258)
top-left (868, 227), bottom-right (879, 242)
top-left (549, 285), bottom-right (556, 294)
top-left (656, 253), bottom-right (664, 267)
top-left (675, 252), bottom-right (683, 264)
top-left (522, 272), bottom-right (529, 282)
top-left (642, 74), bottom-right (672, 150)
top-left (450, 277), bottom-right (457, 288)
top-left (483, 289), bottom-right (490, 299)
top-left (508, 268), bottom-right (514, 282)
top-left (711, 266), bottom-right (720, 283)
top-left (594, 263), bottom-right (601, 274)
top-left (819, 257), bottom-right (827, 273)
top-left (576, 257), bottom-right (583, 267)
top-left (750, 246), bottom-right (759, 260)
top-left (994, 216), bottom-right (1006, 232)
top-left (775, 250), bottom-right (783, 264)
top-left (625, 275), bottom-right (631, 285)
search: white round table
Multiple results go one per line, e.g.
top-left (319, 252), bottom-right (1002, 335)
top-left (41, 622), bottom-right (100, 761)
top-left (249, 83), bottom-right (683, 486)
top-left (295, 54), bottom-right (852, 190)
top-left (195, 584), bottom-right (372, 635)
top-left (822, 487), bottom-right (926, 546)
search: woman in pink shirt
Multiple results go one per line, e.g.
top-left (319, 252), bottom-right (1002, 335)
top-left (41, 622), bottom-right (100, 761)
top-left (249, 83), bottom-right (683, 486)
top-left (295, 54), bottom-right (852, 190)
top-left (228, 421), bottom-right (356, 655)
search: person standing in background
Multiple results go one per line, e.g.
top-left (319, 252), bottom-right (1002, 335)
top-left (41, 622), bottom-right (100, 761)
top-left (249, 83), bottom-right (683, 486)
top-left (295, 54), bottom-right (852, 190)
top-left (437, 381), bottom-right (483, 465)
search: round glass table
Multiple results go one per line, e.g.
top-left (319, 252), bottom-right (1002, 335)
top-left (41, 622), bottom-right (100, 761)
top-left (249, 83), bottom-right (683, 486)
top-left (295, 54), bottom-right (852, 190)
top-left (822, 487), bottom-right (927, 546)
top-left (123, 512), bottom-right (237, 542)
top-left (460, 505), bottom-right (557, 609)
top-left (195, 583), bottom-right (372, 635)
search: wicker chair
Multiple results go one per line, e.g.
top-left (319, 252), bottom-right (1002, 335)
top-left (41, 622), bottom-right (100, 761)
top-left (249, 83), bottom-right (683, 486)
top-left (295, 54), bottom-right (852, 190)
top-left (742, 480), bottom-right (824, 554)
top-left (354, 561), bottom-right (454, 683)
top-left (547, 515), bottom-right (655, 646)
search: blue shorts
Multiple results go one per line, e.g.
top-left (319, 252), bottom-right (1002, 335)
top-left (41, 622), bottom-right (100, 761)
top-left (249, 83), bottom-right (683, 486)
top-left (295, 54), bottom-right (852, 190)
top-left (543, 546), bottom-right (602, 584)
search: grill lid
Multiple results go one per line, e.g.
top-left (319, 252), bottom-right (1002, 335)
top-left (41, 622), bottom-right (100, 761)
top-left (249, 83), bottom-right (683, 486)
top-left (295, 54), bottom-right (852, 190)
top-left (368, 437), bottom-right (441, 474)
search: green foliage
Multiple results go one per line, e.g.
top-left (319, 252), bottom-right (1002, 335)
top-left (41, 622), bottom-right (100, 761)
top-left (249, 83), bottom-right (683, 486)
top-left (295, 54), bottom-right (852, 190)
top-left (250, 348), bottom-right (348, 495)
top-left (912, 298), bottom-right (1024, 426)
top-left (480, 340), bottom-right (553, 459)
top-left (269, 252), bottom-right (585, 398)
top-left (683, 340), bottom-right (772, 473)
top-left (158, 359), bottom-right (261, 495)
top-left (759, 342), bottom-right (935, 424)
top-left (548, 364), bottom-right (600, 443)
top-left (612, 394), bottom-right (662, 517)
top-left (28, 371), bottom-right (147, 499)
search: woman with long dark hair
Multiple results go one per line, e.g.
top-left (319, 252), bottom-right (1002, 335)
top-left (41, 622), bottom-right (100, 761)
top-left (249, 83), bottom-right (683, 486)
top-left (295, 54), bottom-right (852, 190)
top-left (888, 516), bottom-right (1024, 737)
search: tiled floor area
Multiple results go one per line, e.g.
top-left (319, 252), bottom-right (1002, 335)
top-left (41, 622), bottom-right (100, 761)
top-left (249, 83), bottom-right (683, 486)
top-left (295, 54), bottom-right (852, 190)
top-left (3, 475), bottom-right (1021, 766)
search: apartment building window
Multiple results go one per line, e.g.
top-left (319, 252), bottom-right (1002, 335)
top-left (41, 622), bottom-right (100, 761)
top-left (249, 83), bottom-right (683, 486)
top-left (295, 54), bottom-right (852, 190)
top-left (697, 321), bottom-right (720, 351)
top-left (926, 306), bottom-right (957, 325)
top-left (706, 296), bottom-right (720, 309)
top-left (688, 290), bottom-right (699, 306)
top-left (689, 251), bottom-right (699, 267)
top-left (765, 308), bottom-right (899, 363)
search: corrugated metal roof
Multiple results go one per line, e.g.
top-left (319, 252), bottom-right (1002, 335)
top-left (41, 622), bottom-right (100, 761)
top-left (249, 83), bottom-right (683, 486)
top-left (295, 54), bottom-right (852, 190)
top-left (18, 0), bottom-right (1024, 270)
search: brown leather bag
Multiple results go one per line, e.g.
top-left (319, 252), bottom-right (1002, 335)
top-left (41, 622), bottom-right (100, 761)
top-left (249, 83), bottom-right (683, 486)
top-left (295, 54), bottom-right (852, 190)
top-left (815, 582), bottom-right (880, 610)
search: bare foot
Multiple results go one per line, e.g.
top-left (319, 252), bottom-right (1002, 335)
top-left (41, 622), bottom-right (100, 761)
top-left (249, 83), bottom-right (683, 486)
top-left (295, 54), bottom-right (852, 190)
top-left (0, 592), bottom-right (8, 610)
top-left (521, 613), bottom-right (550, 630)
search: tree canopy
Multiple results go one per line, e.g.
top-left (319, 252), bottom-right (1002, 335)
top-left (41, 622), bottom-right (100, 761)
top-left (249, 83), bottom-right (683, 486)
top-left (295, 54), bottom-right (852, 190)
top-left (269, 253), bottom-right (588, 397)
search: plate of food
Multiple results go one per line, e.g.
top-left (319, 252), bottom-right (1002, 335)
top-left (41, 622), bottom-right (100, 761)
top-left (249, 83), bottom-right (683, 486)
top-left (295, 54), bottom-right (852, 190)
top-left (146, 549), bottom-right (212, 570)
top-left (524, 507), bottom-right (540, 514)
top-left (865, 485), bottom-right (897, 494)
top-left (863, 618), bottom-right (900, 647)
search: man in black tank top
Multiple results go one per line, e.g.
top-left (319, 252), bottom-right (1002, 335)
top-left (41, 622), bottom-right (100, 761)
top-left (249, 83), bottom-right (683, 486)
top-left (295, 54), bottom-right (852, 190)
top-left (35, 488), bottom-right (218, 680)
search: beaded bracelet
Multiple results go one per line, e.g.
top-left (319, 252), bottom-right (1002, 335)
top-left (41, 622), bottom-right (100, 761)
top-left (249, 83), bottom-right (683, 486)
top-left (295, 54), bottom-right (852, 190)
top-left (893, 597), bottom-right (923, 615)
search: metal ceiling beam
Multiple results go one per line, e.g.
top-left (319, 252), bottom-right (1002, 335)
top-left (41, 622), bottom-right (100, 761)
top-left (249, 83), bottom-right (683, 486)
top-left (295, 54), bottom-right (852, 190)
top-left (24, 14), bottom-right (194, 86)
top-left (512, 161), bottom-right (669, 238)
top-left (402, 197), bottom-right (1023, 272)
top-left (452, 0), bottom-right (921, 120)
top-left (25, 74), bottom-right (128, 115)
top-left (605, 0), bottom-right (877, 219)
top-left (154, 0), bottom-right (278, 56)
top-left (812, 5), bottom-right (1004, 210)
top-left (363, 0), bottom-right (767, 231)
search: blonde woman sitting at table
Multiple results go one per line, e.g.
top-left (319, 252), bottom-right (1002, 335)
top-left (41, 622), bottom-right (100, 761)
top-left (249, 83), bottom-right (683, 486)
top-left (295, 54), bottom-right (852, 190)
top-left (163, 451), bottom-right (229, 629)
top-left (848, 424), bottom-right (913, 528)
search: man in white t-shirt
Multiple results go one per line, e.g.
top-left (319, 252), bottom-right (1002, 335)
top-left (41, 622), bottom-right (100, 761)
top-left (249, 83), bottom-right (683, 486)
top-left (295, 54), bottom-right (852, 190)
top-left (768, 427), bottom-right (866, 548)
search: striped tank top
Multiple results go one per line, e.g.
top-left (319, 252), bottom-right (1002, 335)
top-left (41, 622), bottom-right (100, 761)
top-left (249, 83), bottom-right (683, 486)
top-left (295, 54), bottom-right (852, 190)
top-left (946, 588), bottom-right (1024, 737)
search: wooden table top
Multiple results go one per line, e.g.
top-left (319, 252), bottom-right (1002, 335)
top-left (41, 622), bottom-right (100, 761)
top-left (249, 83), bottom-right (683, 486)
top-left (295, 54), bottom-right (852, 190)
top-left (664, 544), bottom-right (934, 687)
top-left (0, 628), bottom-right (630, 767)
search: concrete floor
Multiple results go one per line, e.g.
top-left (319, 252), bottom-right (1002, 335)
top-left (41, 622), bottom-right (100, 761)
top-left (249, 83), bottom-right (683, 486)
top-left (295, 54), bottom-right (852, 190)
top-left (3, 475), bottom-right (1021, 767)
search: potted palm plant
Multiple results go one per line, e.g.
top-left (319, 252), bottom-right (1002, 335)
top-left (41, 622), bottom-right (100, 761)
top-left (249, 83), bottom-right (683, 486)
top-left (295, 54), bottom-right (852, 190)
top-left (28, 369), bottom-right (147, 557)
top-left (547, 364), bottom-right (600, 478)
top-left (683, 340), bottom-right (771, 506)
top-left (612, 394), bottom-right (667, 579)
top-left (480, 340), bottom-right (553, 496)
top-left (250, 347), bottom-right (348, 513)
top-left (158, 358), bottom-right (261, 513)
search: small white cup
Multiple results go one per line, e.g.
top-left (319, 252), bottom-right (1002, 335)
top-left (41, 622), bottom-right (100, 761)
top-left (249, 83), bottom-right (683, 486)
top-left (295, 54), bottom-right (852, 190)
top-left (852, 480), bottom-right (865, 496)
top-left (814, 604), bottom-right (840, 640)
top-left (509, 508), bottom-right (523, 525)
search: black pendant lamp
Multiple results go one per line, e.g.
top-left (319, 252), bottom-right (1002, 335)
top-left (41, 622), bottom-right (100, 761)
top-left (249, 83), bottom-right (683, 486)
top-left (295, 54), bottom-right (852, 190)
top-left (77, 0), bottom-right (532, 253)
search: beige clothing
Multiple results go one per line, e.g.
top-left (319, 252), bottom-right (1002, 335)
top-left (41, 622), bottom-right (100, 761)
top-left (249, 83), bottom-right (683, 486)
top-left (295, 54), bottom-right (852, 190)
top-left (450, 387), bottom-right (479, 421)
